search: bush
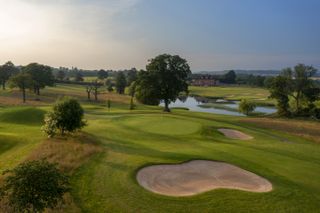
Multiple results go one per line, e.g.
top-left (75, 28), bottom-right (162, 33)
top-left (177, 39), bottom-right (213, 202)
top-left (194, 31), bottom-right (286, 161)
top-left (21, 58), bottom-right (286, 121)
top-left (0, 160), bottom-right (70, 212)
top-left (239, 99), bottom-right (256, 115)
top-left (42, 98), bottom-right (86, 137)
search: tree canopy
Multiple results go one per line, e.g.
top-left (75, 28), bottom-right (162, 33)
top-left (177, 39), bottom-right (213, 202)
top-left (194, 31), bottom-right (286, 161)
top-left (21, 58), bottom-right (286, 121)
top-left (42, 98), bottom-right (86, 137)
top-left (115, 72), bottom-right (127, 94)
top-left (269, 64), bottom-right (319, 117)
top-left (0, 61), bottom-right (19, 90)
top-left (8, 72), bottom-right (33, 103)
top-left (23, 63), bottom-right (55, 95)
top-left (136, 54), bottom-right (191, 112)
top-left (0, 160), bottom-right (70, 213)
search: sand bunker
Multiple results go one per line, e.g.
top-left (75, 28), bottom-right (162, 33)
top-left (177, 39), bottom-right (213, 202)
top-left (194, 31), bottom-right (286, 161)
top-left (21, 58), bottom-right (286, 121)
top-left (218, 128), bottom-right (253, 140)
top-left (137, 160), bottom-right (272, 196)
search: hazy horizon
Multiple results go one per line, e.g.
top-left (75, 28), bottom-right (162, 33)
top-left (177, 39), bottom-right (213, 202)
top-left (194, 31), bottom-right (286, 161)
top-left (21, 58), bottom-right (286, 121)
top-left (1, 0), bottom-right (319, 71)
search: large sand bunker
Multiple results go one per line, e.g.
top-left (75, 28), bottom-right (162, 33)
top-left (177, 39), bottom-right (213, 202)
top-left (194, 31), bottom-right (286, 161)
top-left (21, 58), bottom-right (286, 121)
top-left (137, 160), bottom-right (272, 196)
top-left (218, 128), bottom-right (253, 140)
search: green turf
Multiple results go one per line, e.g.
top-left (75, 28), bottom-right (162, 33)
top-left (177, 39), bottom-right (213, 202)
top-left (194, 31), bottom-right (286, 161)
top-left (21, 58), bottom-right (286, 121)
top-left (0, 85), bottom-right (320, 212)
top-left (189, 86), bottom-right (275, 105)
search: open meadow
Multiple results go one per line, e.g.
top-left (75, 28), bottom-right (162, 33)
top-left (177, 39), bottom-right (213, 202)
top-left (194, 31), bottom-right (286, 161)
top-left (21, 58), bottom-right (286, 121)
top-left (0, 84), bottom-right (320, 212)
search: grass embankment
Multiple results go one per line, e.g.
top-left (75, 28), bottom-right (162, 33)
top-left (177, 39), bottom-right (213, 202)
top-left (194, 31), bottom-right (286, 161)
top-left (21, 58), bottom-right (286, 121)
top-left (0, 84), bottom-right (320, 212)
top-left (189, 86), bottom-right (275, 106)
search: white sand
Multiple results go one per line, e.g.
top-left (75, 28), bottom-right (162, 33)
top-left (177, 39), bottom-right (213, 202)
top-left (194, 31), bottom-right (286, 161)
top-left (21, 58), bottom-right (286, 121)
top-left (137, 160), bottom-right (272, 196)
top-left (218, 128), bottom-right (253, 140)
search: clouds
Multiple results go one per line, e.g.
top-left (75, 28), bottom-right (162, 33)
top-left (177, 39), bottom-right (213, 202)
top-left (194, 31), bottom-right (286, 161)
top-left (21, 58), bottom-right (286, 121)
top-left (0, 0), bottom-right (146, 69)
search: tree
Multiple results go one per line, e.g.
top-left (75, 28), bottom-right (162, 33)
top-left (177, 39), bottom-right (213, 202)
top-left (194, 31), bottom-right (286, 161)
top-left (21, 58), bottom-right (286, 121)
top-left (91, 81), bottom-right (100, 101)
top-left (74, 72), bottom-right (84, 82)
top-left (86, 85), bottom-right (92, 100)
top-left (144, 54), bottom-right (191, 112)
top-left (238, 99), bottom-right (256, 115)
top-left (129, 97), bottom-right (135, 110)
top-left (126, 68), bottom-right (138, 86)
top-left (269, 76), bottom-right (291, 116)
top-left (223, 70), bottom-right (236, 84)
top-left (56, 70), bottom-right (66, 81)
top-left (135, 70), bottom-right (161, 105)
top-left (115, 72), bottom-right (127, 94)
top-left (128, 81), bottom-right (136, 98)
top-left (107, 84), bottom-right (114, 92)
top-left (0, 61), bottom-right (18, 90)
top-left (284, 64), bottom-right (317, 114)
top-left (23, 63), bottom-right (54, 95)
top-left (8, 72), bottom-right (33, 103)
top-left (97, 70), bottom-right (108, 79)
top-left (0, 160), bottom-right (70, 213)
top-left (42, 98), bottom-right (86, 137)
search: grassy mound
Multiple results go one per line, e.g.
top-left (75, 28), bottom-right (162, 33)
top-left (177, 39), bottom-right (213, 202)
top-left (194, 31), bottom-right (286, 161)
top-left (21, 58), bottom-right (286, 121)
top-left (0, 107), bottom-right (45, 125)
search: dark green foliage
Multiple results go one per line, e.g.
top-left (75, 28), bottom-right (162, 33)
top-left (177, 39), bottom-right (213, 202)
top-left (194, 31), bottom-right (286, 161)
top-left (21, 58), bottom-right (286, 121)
top-left (42, 98), bottom-right (86, 137)
top-left (97, 70), bottom-right (108, 79)
top-left (238, 99), bottom-right (256, 115)
top-left (126, 68), bottom-right (137, 86)
top-left (56, 70), bottom-right (66, 81)
top-left (0, 160), bottom-right (70, 213)
top-left (269, 64), bottom-right (319, 117)
top-left (23, 63), bottom-right (54, 96)
top-left (115, 72), bottom-right (127, 94)
top-left (136, 54), bottom-right (191, 111)
top-left (222, 70), bottom-right (236, 84)
top-left (75, 72), bottom-right (84, 82)
top-left (135, 70), bottom-right (161, 105)
top-left (8, 72), bottom-right (33, 103)
top-left (0, 61), bottom-right (19, 90)
top-left (269, 76), bottom-right (291, 116)
top-left (107, 84), bottom-right (114, 92)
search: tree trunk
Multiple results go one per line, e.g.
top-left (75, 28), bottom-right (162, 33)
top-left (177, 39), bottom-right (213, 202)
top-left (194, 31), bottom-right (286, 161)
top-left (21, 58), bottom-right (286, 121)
top-left (2, 81), bottom-right (5, 90)
top-left (87, 92), bottom-right (91, 100)
top-left (164, 99), bottom-right (170, 112)
top-left (37, 88), bottom-right (40, 96)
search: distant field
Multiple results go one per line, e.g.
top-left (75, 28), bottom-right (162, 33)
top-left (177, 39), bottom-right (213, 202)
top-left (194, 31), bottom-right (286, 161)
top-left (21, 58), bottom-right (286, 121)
top-left (189, 86), bottom-right (275, 105)
top-left (1, 83), bottom-right (320, 212)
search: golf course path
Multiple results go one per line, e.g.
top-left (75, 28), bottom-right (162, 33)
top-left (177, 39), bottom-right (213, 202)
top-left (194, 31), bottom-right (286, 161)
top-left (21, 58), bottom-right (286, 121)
top-left (137, 160), bottom-right (272, 196)
top-left (218, 128), bottom-right (253, 140)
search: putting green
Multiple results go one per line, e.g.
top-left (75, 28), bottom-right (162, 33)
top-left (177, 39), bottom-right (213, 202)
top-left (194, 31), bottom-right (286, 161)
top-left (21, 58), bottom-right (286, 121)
top-left (121, 115), bottom-right (201, 135)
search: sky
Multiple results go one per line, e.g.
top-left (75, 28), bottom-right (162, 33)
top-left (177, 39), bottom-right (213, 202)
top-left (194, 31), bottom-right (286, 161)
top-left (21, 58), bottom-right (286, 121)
top-left (0, 0), bottom-right (319, 72)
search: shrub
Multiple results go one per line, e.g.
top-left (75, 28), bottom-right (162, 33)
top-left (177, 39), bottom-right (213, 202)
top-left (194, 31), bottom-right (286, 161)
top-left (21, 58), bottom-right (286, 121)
top-left (0, 160), bottom-right (70, 212)
top-left (42, 98), bottom-right (86, 137)
top-left (239, 99), bottom-right (256, 115)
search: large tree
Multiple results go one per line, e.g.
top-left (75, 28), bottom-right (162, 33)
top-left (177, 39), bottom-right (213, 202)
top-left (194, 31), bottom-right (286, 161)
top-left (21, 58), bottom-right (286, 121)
top-left (23, 63), bottom-right (55, 95)
top-left (135, 70), bottom-right (161, 105)
top-left (98, 69), bottom-right (108, 79)
top-left (0, 61), bottom-right (18, 90)
top-left (269, 76), bottom-right (291, 116)
top-left (115, 72), bottom-right (127, 94)
top-left (143, 54), bottom-right (191, 112)
top-left (269, 64), bottom-right (319, 117)
top-left (8, 72), bottom-right (33, 103)
top-left (222, 70), bottom-right (236, 84)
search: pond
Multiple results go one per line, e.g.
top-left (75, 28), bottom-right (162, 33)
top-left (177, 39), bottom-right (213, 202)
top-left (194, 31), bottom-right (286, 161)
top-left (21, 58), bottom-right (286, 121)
top-left (159, 97), bottom-right (276, 116)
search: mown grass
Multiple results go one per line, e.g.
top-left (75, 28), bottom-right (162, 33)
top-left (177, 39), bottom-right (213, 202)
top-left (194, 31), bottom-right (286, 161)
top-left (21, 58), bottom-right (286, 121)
top-left (189, 86), bottom-right (275, 105)
top-left (0, 84), bottom-right (319, 212)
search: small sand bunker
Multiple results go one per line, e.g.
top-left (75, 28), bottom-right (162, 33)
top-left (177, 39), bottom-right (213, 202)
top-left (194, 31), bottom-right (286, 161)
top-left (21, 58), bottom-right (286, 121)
top-left (137, 160), bottom-right (272, 196)
top-left (218, 128), bottom-right (253, 140)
